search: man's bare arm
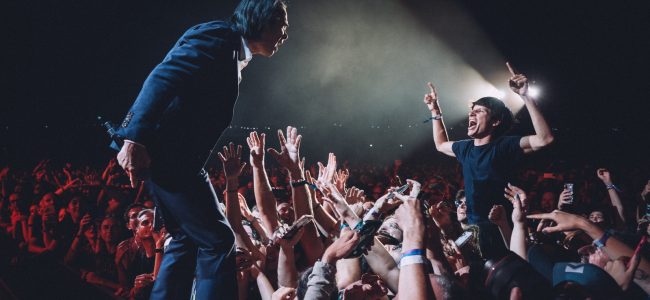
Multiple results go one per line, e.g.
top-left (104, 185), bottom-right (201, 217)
top-left (424, 82), bottom-right (455, 157)
top-left (247, 132), bottom-right (280, 234)
top-left (506, 63), bottom-right (554, 153)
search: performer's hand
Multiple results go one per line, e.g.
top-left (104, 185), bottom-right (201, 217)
top-left (218, 142), bottom-right (247, 180)
top-left (423, 82), bottom-right (441, 113)
top-left (246, 131), bottom-right (266, 169)
top-left (117, 140), bottom-right (150, 188)
top-left (506, 62), bottom-right (529, 96)
top-left (268, 126), bottom-right (302, 175)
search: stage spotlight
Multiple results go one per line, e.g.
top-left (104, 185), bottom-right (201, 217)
top-left (528, 86), bottom-right (541, 98)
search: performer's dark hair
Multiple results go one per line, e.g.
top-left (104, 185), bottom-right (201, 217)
top-left (232, 0), bottom-right (287, 40)
top-left (471, 97), bottom-right (514, 138)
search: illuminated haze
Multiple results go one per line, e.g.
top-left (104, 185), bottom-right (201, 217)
top-left (225, 0), bottom-right (513, 164)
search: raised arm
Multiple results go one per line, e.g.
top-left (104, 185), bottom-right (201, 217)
top-left (277, 228), bottom-right (304, 288)
top-left (423, 82), bottom-right (455, 157)
top-left (219, 143), bottom-right (264, 260)
top-left (488, 205), bottom-right (512, 248)
top-left (247, 131), bottom-right (280, 234)
top-left (528, 210), bottom-right (650, 294)
top-left (597, 168), bottom-right (626, 224)
top-left (268, 126), bottom-right (323, 264)
top-left (305, 170), bottom-right (338, 236)
top-left (506, 62), bottom-right (554, 153)
top-left (395, 197), bottom-right (428, 300)
top-left (504, 184), bottom-right (528, 260)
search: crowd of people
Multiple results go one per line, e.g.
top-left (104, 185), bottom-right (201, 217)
top-left (1, 125), bottom-right (649, 299)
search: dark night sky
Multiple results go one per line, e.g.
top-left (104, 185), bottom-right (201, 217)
top-left (2, 0), bottom-right (649, 167)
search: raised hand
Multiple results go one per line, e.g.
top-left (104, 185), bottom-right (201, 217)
top-left (321, 227), bottom-right (360, 264)
top-left (423, 82), bottom-right (441, 113)
top-left (268, 127), bottom-right (302, 175)
top-left (394, 197), bottom-right (425, 250)
top-left (430, 201), bottom-right (452, 229)
top-left (557, 189), bottom-right (573, 210)
top-left (488, 205), bottom-right (508, 226)
top-left (406, 179), bottom-right (422, 199)
top-left (246, 131), bottom-right (266, 168)
top-left (77, 214), bottom-right (93, 237)
top-left (235, 248), bottom-right (255, 271)
top-left (510, 193), bottom-right (525, 225)
top-left (316, 153), bottom-right (337, 188)
top-left (153, 227), bottom-right (170, 249)
top-left (374, 188), bottom-right (403, 215)
top-left (238, 194), bottom-right (254, 222)
top-left (272, 287), bottom-right (297, 300)
top-left (504, 183), bottom-right (528, 212)
top-left (276, 227), bottom-right (305, 250)
top-left (506, 62), bottom-right (529, 96)
top-left (334, 168), bottom-right (349, 193)
top-left (217, 143), bottom-right (247, 180)
top-left (596, 168), bottom-right (612, 185)
top-left (345, 187), bottom-right (365, 205)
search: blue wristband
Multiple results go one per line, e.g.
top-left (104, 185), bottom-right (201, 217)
top-left (339, 223), bottom-right (349, 230)
top-left (593, 231), bottom-right (610, 248)
top-left (401, 249), bottom-right (425, 258)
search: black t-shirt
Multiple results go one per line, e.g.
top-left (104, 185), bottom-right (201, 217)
top-left (452, 136), bottom-right (524, 223)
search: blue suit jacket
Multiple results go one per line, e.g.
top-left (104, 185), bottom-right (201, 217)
top-left (116, 21), bottom-right (241, 185)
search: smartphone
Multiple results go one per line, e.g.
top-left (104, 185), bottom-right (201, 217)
top-left (346, 220), bottom-right (383, 258)
top-left (281, 215), bottom-right (314, 240)
top-left (153, 206), bottom-right (165, 233)
top-left (454, 230), bottom-right (473, 247)
top-left (564, 183), bottom-right (574, 204)
top-left (387, 184), bottom-right (409, 200)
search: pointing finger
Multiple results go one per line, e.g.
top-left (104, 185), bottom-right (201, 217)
top-left (427, 82), bottom-right (436, 95)
top-left (506, 62), bottom-right (517, 76)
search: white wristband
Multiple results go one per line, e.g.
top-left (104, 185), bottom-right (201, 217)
top-left (399, 255), bottom-right (426, 269)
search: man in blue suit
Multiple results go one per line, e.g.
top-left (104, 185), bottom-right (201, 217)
top-left (114, 1), bottom-right (289, 298)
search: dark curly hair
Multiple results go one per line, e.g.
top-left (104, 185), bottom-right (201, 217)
top-left (471, 97), bottom-right (514, 138)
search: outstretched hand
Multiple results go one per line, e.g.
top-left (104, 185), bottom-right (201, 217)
top-left (504, 183), bottom-right (528, 212)
top-left (316, 153), bottom-right (337, 188)
top-left (322, 227), bottom-right (360, 264)
top-left (506, 62), bottom-right (529, 96)
top-left (527, 210), bottom-right (589, 234)
top-left (217, 142), bottom-right (246, 180)
top-left (246, 131), bottom-right (266, 168)
top-left (268, 126), bottom-right (302, 175)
